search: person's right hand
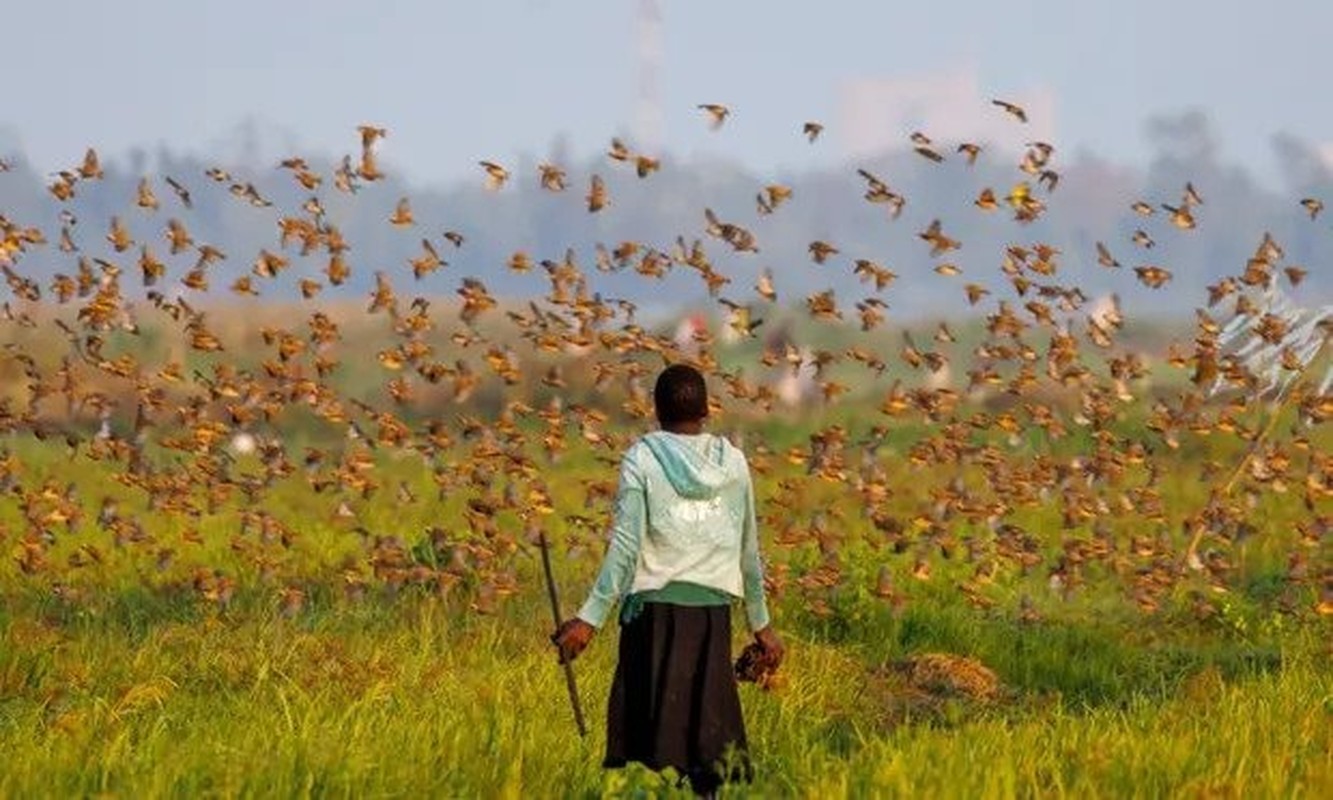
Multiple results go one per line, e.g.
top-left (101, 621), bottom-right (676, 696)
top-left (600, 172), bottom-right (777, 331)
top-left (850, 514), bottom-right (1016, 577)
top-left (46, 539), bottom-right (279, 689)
top-left (754, 625), bottom-right (784, 668)
top-left (551, 617), bottom-right (596, 664)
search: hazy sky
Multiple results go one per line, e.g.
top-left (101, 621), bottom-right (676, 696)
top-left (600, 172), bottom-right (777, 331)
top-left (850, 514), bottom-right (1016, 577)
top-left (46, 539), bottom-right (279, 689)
top-left (3, 1), bottom-right (1328, 186)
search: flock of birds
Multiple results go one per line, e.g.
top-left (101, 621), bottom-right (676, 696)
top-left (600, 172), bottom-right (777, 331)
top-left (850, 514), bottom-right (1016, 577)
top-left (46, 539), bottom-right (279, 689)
top-left (0, 98), bottom-right (1329, 621)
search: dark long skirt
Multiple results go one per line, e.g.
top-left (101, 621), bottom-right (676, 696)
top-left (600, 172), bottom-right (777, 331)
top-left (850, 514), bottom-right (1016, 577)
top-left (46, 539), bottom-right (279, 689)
top-left (603, 602), bottom-right (754, 795)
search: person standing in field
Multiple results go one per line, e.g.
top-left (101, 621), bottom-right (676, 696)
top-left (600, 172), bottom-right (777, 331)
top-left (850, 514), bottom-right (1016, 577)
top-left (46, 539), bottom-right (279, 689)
top-left (553, 363), bottom-right (784, 798)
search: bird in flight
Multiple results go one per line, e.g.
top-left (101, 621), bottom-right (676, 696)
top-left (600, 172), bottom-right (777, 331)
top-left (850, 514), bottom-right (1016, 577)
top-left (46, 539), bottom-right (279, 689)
top-left (992, 99), bottom-right (1027, 123)
top-left (698, 104), bottom-right (730, 130)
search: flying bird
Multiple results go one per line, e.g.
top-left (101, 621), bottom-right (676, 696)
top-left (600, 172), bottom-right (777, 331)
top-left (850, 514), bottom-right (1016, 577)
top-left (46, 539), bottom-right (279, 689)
top-left (957, 143), bottom-right (982, 165)
top-left (389, 197), bottom-right (414, 227)
top-left (164, 177), bottom-right (193, 209)
top-left (607, 138), bottom-right (631, 162)
top-left (992, 99), bottom-right (1028, 123)
top-left (586, 174), bottom-right (608, 213)
top-left (1095, 241), bottom-right (1121, 269)
top-left (479, 161), bottom-right (510, 191)
top-left (697, 104), bottom-right (730, 129)
top-left (1134, 265), bottom-right (1173, 288)
top-left (538, 163), bottom-right (567, 192)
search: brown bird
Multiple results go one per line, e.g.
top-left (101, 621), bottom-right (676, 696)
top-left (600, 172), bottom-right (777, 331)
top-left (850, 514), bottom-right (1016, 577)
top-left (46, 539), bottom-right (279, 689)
top-left (914, 146), bottom-right (945, 163)
top-left (808, 240), bottom-right (839, 264)
top-left (252, 249), bottom-right (288, 279)
top-left (634, 155), bottom-right (660, 178)
top-left (803, 121), bottom-right (824, 142)
top-left (1183, 182), bottom-right (1204, 206)
top-left (538, 163), bottom-right (567, 191)
top-left (1133, 265), bottom-right (1173, 289)
top-left (853, 259), bottom-right (897, 291)
top-left (804, 289), bottom-right (842, 321)
top-left (165, 218), bottom-right (193, 254)
top-left (1095, 241), bottom-right (1120, 269)
top-left (107, 216), bottom-right (133, 252)
top-left (765, 184), bottom-right (793, 209)
top-left (136, 179), bottom-right (159, 211)
top-left (410, 239), bottom-right (444, 279)
top-left (755, 268), bottom-right (777, 302)
top-left (78, 148), bottom-right (104, 179)
top-left (479, 161), bottom-right (510, 190)
top-left (992, 98), bottom-right (1028, 123)
top-left (389, 197), bottom-right (414, 227)
top-left (358, 124), bottom-right (388, 150)
top-left (855, 298), bottom-right (887, 331)
top-left (698, 104), bottom-right (730, 129)
top-left (1299, 197), bottom-right (1323, 220)
top-left (607, 137), bottom-right (632, 162)
top-left (1161, 203), bottom-right (1196, 230)
top-left (586, 174), bottom-right (608, 213)
top-left (918, 219), bottom-right (961, 257)
top-left (164, 176), bottom-right (193, 209)
top-left (508, 251), bottom-right (533, 273)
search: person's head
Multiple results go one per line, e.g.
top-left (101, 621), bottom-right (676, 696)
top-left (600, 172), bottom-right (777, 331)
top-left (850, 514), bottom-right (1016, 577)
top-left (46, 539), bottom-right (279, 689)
top-left (654, 363), bottom-right (709, 428)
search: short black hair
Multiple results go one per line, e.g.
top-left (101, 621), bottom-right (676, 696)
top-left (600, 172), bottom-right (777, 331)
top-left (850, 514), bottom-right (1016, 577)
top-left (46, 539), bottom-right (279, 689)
top-left (654, 363), bottom-right (709, 425)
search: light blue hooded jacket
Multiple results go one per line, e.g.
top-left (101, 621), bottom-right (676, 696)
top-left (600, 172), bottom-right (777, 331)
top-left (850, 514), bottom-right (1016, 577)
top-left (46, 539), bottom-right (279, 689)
top-left (575, 431), bottom-right (771, 632)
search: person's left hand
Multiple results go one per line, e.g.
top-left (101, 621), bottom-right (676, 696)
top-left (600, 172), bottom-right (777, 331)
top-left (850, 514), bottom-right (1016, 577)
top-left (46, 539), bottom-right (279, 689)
top-left (551, 618), bottom-right (596, 663)
top-left (754, 625), bottom-right (785, 668)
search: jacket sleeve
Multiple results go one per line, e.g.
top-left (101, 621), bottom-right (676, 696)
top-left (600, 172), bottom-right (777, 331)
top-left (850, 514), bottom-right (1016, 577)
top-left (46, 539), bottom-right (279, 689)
top-left (740, 468), bottom-right (771, 632)
top-left (575, 450), bottom-right (647, 629)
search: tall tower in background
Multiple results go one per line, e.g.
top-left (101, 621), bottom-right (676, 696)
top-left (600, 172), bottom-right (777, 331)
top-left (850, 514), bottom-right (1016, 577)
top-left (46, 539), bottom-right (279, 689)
top-left (635, 0), bottom-right (663, 153)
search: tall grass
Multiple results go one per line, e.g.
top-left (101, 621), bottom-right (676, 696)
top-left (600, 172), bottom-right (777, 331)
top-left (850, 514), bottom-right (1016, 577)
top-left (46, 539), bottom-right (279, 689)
top-left (0, 577), bottom-right (1328, 798)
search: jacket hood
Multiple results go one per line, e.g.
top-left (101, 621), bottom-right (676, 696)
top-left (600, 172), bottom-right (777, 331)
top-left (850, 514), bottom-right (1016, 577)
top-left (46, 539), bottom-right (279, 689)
top-left (640, 431), bottom-right (743, 500)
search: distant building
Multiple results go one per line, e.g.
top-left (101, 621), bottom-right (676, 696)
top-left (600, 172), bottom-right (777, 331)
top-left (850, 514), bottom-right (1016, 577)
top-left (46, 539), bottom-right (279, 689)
top-left (838, 69), bottom-right (1057, 161)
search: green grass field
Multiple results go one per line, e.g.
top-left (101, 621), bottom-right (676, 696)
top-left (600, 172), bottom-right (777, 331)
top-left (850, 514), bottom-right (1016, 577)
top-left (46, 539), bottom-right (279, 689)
top-left (0, 562), bottom-right (1329, 797)
top-left (1, 405), bottom-right (1330, 798)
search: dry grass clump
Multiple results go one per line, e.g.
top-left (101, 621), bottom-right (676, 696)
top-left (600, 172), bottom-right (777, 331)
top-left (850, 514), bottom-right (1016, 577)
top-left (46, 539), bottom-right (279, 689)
top-left (894, 652), bottom-right (1004, 702)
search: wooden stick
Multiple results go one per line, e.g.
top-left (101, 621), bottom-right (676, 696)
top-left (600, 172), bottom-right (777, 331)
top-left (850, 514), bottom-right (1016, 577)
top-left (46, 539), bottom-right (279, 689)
top-left (538, 530), bottom-right (588, 738)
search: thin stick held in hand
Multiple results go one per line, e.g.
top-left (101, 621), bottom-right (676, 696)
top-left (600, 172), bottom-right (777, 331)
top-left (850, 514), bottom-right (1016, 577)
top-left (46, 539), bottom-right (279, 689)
top-left (539, 530), bottom-right (588, 738)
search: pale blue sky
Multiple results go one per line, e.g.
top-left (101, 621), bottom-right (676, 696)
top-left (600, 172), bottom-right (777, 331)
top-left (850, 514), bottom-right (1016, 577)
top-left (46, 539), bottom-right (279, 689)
top-left (2, 1), bottom-right (1327, 186)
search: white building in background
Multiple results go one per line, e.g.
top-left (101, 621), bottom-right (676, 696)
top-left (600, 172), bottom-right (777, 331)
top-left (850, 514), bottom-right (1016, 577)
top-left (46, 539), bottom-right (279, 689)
top-left (838, 68), bottom-right (1057, 161)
